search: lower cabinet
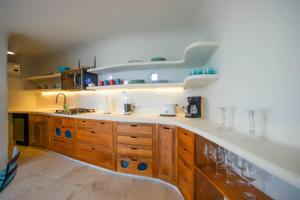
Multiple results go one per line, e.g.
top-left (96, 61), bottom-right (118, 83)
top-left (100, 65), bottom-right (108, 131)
top-left (157, 125), bottom-right (176, 184)
top-left (29, 114), bottom-right (48, 147)
top-left (75, 119), bottom-right (114, 170)
top-left (50, 117), bottom-right (75, 158)
top-left (117, 155), bottom-right (153, 177)
top-left (77, 143), bottom-right (114, 169)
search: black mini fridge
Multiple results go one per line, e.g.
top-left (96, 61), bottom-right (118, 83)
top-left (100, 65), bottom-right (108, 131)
top-left (12, 113), bottom-right (29, 146)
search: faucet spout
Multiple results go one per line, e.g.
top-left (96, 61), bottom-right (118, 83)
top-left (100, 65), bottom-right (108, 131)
top-left (55, 93), bottom-right (68, 109)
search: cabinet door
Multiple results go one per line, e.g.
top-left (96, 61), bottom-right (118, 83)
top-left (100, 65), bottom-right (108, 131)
top-left (36, 122), bottom-right (46, 147)
top-left (157, 125), bottom-right (175, 183)
top-left (29, 122), bottom-right (37, 145)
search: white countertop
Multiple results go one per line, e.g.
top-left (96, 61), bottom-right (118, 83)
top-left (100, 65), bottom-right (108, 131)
top-left (8, 109), bottom-right (300, 190)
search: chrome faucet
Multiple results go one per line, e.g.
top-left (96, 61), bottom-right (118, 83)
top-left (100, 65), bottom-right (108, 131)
top-left (55, 93), bottom-right (68, 110)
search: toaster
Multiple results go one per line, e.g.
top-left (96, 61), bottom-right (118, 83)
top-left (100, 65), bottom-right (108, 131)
top-left (160, 104), bottom-right (176, 116)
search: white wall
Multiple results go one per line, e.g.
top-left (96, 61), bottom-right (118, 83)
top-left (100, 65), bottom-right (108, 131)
top-left (196, 0), bottom-right (300, 147)
top-left (0, 31), bottom-right (8, 165)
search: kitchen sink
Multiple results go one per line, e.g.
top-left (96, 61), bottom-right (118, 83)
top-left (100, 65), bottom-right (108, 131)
top-left (55, 108), bottom-right (95, 115)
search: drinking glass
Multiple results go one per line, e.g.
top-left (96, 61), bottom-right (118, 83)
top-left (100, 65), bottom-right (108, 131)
top-left (203, 143), bottom-right (212, 171)
top-left (223, 151), bottom-right (234, 186)
top-left (244, 110), bottom-right (255, 136)
top-left (218, 107), bottom-right (226, 130)
top-left (235, 157), bottom-right (248, 186)
top-left (242, 162), bottom-right (257, 200)
top-left (214, 146), bottom-right (224, 177)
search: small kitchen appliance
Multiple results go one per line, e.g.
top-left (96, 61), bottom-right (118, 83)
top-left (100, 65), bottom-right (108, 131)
top-left (160, 104), bottom-right (177, 116)
top-left (185, 96), bottom-right (205, 118)
top-left (124, 103), bottom-right (134, 115)
top-left (61, 68), bottom-right (98, 90)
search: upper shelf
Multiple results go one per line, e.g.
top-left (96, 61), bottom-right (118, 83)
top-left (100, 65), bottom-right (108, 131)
top-left (25, 73), bottom-right (61, 81)
top-left (184, 74), bottom-right (219, 88)
top-left (88, 41), bottom-right (220, 73)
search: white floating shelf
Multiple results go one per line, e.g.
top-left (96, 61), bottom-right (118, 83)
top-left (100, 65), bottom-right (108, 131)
top-left (25, 88), bottom-right (62, 92)
top-left (184, 75), bottom-right (219, 88)
top-left (88, 41), bottom-right (220, 73)
top-left (87, 83), bottom-right (183, 90)
top-left (25, 73), bottom-right (61, 81)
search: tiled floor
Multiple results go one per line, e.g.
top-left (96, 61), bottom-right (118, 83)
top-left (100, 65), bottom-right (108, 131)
top-left (0, 147), bottom-right (182, 200)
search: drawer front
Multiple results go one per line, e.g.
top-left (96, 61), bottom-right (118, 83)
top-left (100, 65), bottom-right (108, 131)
top-left (178, 158), bottom-right (193, 183)
top-left (75, 119), bottom-right (93, 130)
top-left (52, 138), bottom-right (74, 158)
top-left (77, 129), bottom-right (113, 149)
top-left (117, 135), bottom-right (152, 147)
top-left (117, 156), bottom-right (153, 177)
top-left (178, 174), bottom-right (193, 200)
top-left (29, 115), bottom-right (45, 123)
top-left (178, 143), bottom-right (193, 166)
top-left (93, 121), bottom-right (113, 134)
top-left (77, 143), bottom-right (113, 169)
top-left (117, 144), bottom-right (152, 158)
top-left (178, 128), bottom-right (194, 151)
top-left (62, 118), bottom-right (74, 128)
top-left (52, 117), bottom-right (62, 127)
top-left (116, 124), bottom-right (153, 136)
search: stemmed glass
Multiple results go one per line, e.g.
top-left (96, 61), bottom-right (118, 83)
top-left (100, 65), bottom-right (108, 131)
top-left (242, 161), bottom-right (257, 200)
top-left (218, 107), bottom-right (226, 130)
top-left (235, 157), bottom-right (248, 186)
top-left (244, 110), bottom-right (256, 136)
top-left (203, 143), bottom-right (212, 171)
top-left (223, 150), bottom-right (234, 186)
top-left (213, 146), bottom-right (224, 177)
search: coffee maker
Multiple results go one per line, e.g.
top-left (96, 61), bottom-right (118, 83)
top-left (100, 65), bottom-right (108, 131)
top-left (185, 96), bottom-right (203, 118)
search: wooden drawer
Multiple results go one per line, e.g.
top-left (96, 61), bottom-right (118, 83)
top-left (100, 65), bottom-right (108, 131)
top-left (52, 117), bottom-right (62, 127)
top-left (62, 118), bottom-right (74, 128)
top-left (75, 119), bottom-right (93, 130)
top-left (178, 143), bottom-right (194, 166)
top-left (117, 155), bottom-right (153, 177)
top-left (52, 137), bottom-right (75, 158)
top-left (178, 174), bottom-right (193, 200)
top-left (117, 135), bottom-right (152, 147)
top-left (76, 143), bottom-right (113, 169)
top-left (77, 129), bottom-right (113, 149)
top-left (178, 128), bottom-right (194, 151)
top-left (93, 121), bottom-right (113, 134)
top-left (178, 158), bottom-right (193, 183)
top-left (117, 144), bottom-right (152, 158)
top-left (116, 123), bottom-right (153, 136)
top-left (29, 115), bottom-right (45, 123)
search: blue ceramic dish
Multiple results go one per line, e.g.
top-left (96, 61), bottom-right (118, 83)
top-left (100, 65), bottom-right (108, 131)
top-left (57, 66), bottom-right (71, 73)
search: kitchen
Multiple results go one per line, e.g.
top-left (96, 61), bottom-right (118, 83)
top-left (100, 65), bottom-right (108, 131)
top-left (1, 0), bottom-right (300, 199)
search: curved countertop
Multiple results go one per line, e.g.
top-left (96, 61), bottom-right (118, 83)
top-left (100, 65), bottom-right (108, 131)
top-left (8, 109), bottom-right (300, 190)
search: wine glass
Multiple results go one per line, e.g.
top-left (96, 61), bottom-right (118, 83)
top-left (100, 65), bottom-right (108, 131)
top-left (223, 151), bottom-right (234, 186)
top-left (218, 107), bottom-right (226, 130)
top-left (203, 143), bottom-right (212, 171)
top-left (235, 157), bottom-right (248, 186)
top-left (244, 109), bottom-right (256, 136)
top-left (214, 146), bottom-right (224, 177)
top-left (242, 161), bottom-right (257, 200)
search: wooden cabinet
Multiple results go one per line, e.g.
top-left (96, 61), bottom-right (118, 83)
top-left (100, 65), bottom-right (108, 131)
top-left (177, 128), bottom-right (195, 200)
top-left (29, 114), bottom-right (48, 147)
top-left (157, 125), bottom-right (176, 184)
top-left (116, 123), bottom-right (155, 177)
top-left (49, 117), bottom-right (75, 158)
top-left (75, 119), bottom-right (114, 170)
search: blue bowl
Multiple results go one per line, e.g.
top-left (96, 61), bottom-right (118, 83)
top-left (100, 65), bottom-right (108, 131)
top-left (57, 66), bottom-right (71, 73)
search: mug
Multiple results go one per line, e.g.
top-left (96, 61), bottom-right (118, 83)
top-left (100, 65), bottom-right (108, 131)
top-left (99, 80), bottom-right (104, 86)
top-left (115, 79), bottom-right (122, 85)
top-left (104, 80), bottom-right (109, 86)
top-left (109, 79), bottom-right (115, 85)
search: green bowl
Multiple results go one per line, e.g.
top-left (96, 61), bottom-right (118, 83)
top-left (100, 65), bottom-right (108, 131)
top-left (130, 79), bottom-right (145, 84)
top-left (151, 57), bottom-right (167, 62)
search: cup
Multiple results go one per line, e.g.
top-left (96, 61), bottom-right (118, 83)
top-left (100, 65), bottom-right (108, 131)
top-left (115, 79), bottom-right (122, 85)
top-left (104, 80), bottom-right (109, 86)
top-left (99, 80), bottom-right (104, 86)
top-left (109, 79), bottom-right (115, 85)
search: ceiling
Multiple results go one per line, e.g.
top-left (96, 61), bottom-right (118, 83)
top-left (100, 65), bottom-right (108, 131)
top-left (0, 0), bottom-right (201, 57)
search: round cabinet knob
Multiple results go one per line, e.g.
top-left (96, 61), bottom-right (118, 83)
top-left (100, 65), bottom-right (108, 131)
top-left (121, 160), bottom-right (129, 168)
top-left (137, 162), bottom-right (148, 171)
top-left (65, 130), bottom-right (72, 138)
top-left (55, 128), bottom-right (61, 136)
